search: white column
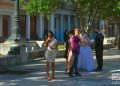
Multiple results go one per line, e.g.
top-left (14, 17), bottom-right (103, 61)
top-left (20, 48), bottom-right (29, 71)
top-left (114, 24), bottom-right (117, 36)
top-left (60, 14), bottom-right (64, 42)
top-left (26, 15), bottom-right (30, 40)
top-left (67, 15), bottom-right (71, 30)
top-left (101, 20), bottom-right (105, 34)
top-left (38, 15), bottom-right (44, 39)
top-left (0, 15), bottom-right (3, 37)
top-left (50, 14), bottom-right (55, 33)
top-left (74, 16), bottom-right (78, 27)
top-left (100, 20), bottom-right (104, 29)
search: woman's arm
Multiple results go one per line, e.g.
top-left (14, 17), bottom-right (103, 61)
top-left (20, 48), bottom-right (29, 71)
top-left (79, 36), bottom-right (85, 45)
top-left (44, 38), bottom-right (50, 47)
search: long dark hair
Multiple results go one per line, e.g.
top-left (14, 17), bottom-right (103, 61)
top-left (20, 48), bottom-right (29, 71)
top-left (44, 31), bottom-right (54, 41)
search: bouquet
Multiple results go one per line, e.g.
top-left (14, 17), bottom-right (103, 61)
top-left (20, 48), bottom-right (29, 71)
top-left (90, 39), bottom-right (95, 43)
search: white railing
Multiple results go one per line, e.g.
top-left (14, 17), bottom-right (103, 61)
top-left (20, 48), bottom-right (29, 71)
top-left (104, 37), bottom-right (115, 45)
top-left (26, 41), bottom-right (44, 52)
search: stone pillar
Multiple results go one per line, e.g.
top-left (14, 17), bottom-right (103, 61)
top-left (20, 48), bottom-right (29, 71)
top-left (0, 15), bottom-right (3, 37)
top-left (114, 24), bottom-right (118, 36)
top-left (36, 15), bottom-right (44, 39)
top-left (100, 20), bottom-right (104, 29)
top-left (26, 15), bottom-right (30, 40)
top-left (20, 44), bottom-right (27, 63)
top-left (105, 20), bottom-right (108, 36)
top-left (101, 20), bottom-right (105, 35)
top-left (74, 16), bottom-right (78, 27)
top-left (40, 15), bottom-right (44, 39)
top-left (67, 15), bottom-right (71, 30)
top-left (50, 14), bottom-right (55, 33)
top-left (7, 43), bottom-right (27, 64)
top-left (60, 14), bottom-right (64, 42)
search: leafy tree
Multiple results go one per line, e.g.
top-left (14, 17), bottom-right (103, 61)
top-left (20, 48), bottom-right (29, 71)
top-left (69, 0), bottom-right (120, 49)
top-left (113, 1), bottom-right (120, 49)
top-left (20, 0), bottom-right (64, 16)
top-left (69, 0), bottom-right (120, 31)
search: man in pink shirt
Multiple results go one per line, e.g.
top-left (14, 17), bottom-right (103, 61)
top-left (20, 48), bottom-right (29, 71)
top-left (69, 28), bottom-right (81, 77)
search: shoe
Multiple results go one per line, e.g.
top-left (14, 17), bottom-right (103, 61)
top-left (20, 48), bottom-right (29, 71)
top-left (95, 68), bottom-right (102, 71)
top-left (75, 72), bottom-right (81, 77)
top-left (68, 73), bottom-right (74, 77)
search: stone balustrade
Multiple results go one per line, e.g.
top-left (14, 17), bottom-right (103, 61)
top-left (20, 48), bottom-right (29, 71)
top-left (0, 41), bottom-right (50, 67)
top-left (103, 37), bottom-right (116, 49)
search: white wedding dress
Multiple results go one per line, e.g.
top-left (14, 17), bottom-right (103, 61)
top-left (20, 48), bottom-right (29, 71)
top-left (77, 37), bottom-right (95, 72)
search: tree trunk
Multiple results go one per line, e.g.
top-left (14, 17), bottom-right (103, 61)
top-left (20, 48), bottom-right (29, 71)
top-left (118, 25), bottom-right (120, 50)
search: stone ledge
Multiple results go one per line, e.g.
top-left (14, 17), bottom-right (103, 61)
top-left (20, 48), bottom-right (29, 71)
top-left (0, 55), bottom-right (17, 66)
top-left (104, 43), bottom-right (114, 49)
top-left (27, 49), bottom-right (45, 59)
top-left (0, 49), bottom-right (65, 71)
top-left (27, 49), bottom-right (65, 59)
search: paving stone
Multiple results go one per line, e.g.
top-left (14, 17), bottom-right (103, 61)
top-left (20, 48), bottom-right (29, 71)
top-left (0, 48), bottom-right (120, 86)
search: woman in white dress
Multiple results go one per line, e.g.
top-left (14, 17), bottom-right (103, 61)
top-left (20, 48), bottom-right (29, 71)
top-left (44, 31), bottom-right (57, 81)
top-left (78, 32), bottom-right (95, 72)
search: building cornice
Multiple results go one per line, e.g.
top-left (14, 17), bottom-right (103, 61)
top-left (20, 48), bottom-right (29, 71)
top-left (0, 0), bottom-right (15, 15)
top-left (0, 0), bottom-right (14, 9)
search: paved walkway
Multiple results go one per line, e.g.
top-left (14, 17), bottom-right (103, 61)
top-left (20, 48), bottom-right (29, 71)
top-left (0, 48), bottom-right (120, 86)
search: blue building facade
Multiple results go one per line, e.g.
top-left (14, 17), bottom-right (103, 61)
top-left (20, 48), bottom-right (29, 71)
top-left (26, 9), bottom-right (79, 42)
top-left (0, 0), bottom-right (79, 43)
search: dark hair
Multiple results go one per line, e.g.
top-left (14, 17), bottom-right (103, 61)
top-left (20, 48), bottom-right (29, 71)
top-left (64, 29), bottom-right (69, 36)
top-left (68, 29), bottom-right (74, 35)
top-left (48, 31), bottom-right (54, 37)
top-left (44, 31), bottom-right (54, 41)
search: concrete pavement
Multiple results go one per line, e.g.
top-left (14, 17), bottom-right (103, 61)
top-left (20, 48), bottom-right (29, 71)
top-left (0, 48), bottom-right (120, 86)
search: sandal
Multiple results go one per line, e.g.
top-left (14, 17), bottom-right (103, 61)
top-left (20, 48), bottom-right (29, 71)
top-left (52, 77), bottom-right (56, 80)
top-left (47, 77), bottom-right (51, 81)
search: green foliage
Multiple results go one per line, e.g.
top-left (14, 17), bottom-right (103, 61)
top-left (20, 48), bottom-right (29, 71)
top-left (113, 1), bottom-right (120, 16)
top-left (20, 0), bottom-right (64, 16)
top-left (0, 53), bottom-right (3, 56)
top-left (58, 44), bottom-right (65, 50)
top-left (69, 0), bottom-right (120, 30)
top-left (19, 0), bottom-right (24, 5)
top-left (20, 0), bottom-right (120, 29)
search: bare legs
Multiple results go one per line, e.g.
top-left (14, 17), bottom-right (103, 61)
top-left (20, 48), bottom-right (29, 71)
top-left (67, 56), bottom-right (73, 73)
top-left (51, 62), bottom-right (55, 79)
top-left (46, 62), bottom-right (55, 80)
top-left (65, 59), bottom-right (68, 73)
top-left (67, 51), bottom-right (73, 73)
top-left (46, 62), bottom-right (50, 80)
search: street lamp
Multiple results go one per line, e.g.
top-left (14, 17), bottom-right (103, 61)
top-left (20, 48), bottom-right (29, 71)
top-left (3, 0), bottom-right (27, 61)
top-left (8, 0), bottom-right (21, 42)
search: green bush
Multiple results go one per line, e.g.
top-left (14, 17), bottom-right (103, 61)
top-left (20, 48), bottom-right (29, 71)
top-left (0, 53), bottom-right (3, 56)
top-left (58, 44), bottom-right (65, 50)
